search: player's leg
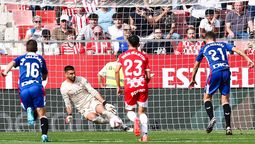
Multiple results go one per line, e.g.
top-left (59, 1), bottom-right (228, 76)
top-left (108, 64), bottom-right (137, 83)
top-left (19, 88), bottom-right (34, 125)
top-left (204, 72), bottom-right (221, 133)
top-left (85, 112), bottom-right (109, 124)
top-left (220, 70), bottom-right (232, 135)
top-left (137, 91), bottom-right (149, 142)
top-left (30, 85), bottom-right (49, 142)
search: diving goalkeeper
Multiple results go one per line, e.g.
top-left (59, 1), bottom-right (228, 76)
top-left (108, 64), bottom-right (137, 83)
top-left (60, 65), bottom-right (132, 131)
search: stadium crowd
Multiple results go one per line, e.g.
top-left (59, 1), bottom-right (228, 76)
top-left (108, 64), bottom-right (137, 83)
top-left (0, 0), bottom-right (254, 55)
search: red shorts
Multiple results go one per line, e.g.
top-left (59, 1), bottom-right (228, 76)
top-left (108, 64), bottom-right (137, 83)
top-left (124, 87), bottom-right (148, 109)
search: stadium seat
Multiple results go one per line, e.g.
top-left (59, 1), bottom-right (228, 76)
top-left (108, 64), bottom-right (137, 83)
top-left (5, 27), bottom-right (19, 41)
top-left (12, 10), bottom-right (33, 26)
top-left (17, 25), bottom-right (33, 40)
top-left (36, 10), bottom-right (57, 26)
top-left (0, 12), bottom-right (13, 25)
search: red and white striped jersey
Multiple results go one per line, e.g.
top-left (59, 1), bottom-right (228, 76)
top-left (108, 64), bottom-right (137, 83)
top-left (86, 38), bottom-right (112, 54)
top-left (82, 0), bottom-right (98, 13)
top-left (60, 42), bottom-right (85, 55)
top-left (176, 40), bottom-right (205, 55)
top-left (62, 6), bottom-right (77, 17)
top-left (71, 14), bottom-right (88, 31)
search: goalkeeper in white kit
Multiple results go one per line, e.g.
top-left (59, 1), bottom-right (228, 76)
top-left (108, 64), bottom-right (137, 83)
top-left (60, 65), bottom-right (132, 131)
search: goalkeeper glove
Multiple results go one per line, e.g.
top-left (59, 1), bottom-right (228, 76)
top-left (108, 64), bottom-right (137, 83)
top-left (103, 101), bottom-right (117, 115)
top-left (65, 115), bottom-right (73, 124)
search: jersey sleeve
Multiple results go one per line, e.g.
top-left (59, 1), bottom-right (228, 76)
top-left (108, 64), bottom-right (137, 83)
top-left (13, 56), bottom-right (22, 68)
top-left (224, 42), bottom-right (233, 52)
top-left (196, 47), bottom-right (204, 62)
top-left (41, 56), bottom-right (48, 75)
top-left (81, 77), bottom-right (100, 97)
top-left (60, 83), bottom-right (72, 107)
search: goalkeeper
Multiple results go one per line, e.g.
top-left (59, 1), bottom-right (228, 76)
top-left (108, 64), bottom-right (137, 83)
top-left (60, 65), bottom-right (132, 131)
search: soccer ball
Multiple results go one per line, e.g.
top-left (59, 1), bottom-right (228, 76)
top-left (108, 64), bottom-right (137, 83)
top-left (109, 116), bottom-right (123, 128)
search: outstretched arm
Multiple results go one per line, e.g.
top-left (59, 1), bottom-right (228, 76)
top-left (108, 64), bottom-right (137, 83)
top-left (189, 61), bottom-right (201, 88)
top-left (232, 47), bottom-right (254, 68)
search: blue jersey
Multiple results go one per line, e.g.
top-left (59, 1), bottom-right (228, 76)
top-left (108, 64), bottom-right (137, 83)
top-left (196, 42), bottom-right (233, 73)
top-left (14, 52), bottom-right (48, 90)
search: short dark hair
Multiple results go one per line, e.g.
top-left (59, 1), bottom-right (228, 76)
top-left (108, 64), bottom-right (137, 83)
top-left (112, 13), bottom-right (122, 20)
top-left (205, 9), bottom-right (214, 15)
top-left (26, 39), bottom-right (38, 52)
top-left (42, 29), bottom-right (51, 38)
top-left (205, 31), bottom-right (216, 40)
top-left (186, 27), bottom-right (195, 33)
top-left (64, 65), bottom-right (75, 72)
top-left (88, 13), bottom-right (98, 19)
top-left (127, 35), bottom-right (140, 48)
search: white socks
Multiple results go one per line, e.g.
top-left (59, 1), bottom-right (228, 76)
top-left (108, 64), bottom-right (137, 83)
top-left (127, 111), bottom-right (137, 122)
top-left (139, 113), bottom-right (148, 135)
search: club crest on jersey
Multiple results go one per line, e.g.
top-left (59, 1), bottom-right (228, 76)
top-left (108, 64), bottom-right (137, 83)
top-left (126, 76), bottom-right (145, 88)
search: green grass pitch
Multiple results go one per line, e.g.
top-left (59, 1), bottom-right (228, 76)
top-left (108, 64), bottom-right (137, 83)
top-left (0, 130), bottom-right (254, 144)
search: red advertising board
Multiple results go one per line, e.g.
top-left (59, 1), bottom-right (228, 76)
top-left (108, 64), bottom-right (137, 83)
top-left (0, 55), bottom-right (254, 89)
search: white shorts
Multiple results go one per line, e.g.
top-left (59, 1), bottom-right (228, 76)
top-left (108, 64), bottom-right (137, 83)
top-left (79, 98), bottom-right (101, 118)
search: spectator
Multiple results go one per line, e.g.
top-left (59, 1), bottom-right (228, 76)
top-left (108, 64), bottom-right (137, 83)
top-left (143, 27), bottom-right (174, 54)
top-left (85, 25), bottom-right (112, 55)
top-left (24, 16), bottom-right (43, 41)
top-left (82, 0), bottom-right (98, 14)
top-left (37, 29), bottom-right (60, 55)
top-left (76, 13), bottom-right (98, 41)
top-left (108, 13), bottom-right (123, 40)
top-left (175, 27), bottom-right (204, 55)
top-left (129, 7), bottom-right (154, 37)
top-left (248, 0), bottom-right (255, 23)
top-left (113, 24), bottom-right (131, 55)
top-left (225, 1), bottom-right (254, 39)
top-left (0, 46), bottom-right (7, 55)
top-left (98, 57), bottom-right (124, 88)
top-left (71, 7), bottom-right (88, 34)
top-left (245, 41), bottom-right (255, 55)
top-left (95, 0), bottom-right (116, 33)
top-left (181, 0), bottom-right (221, 38)
top-left (199, 9), bottom-right (220, 38)
top-left (60, 32), bottom-right (85, 55)
top-left (153, 7), bottom-right (181, 40)
top-left (52, 14), bottom-right (76, 41)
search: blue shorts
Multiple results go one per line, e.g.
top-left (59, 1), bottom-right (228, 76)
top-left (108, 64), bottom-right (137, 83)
top-left (204, 70), bottom-right (231, 95)
top-left (19, 84), bottom-right (45, 110)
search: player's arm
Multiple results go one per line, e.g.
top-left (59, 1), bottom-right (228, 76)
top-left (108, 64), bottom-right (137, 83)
top-left (115, 64), bottom-right (122, 88)
top-left (189, 61), bottom-right (201, 88)
top-left (232, 47), bottom-right (254, 68)
top-left (98, 66), bottom-right (107, 88)
top-left (60, 85), bottom-right (73, 123)
top-left (1, 61), bottom-right (16, 76)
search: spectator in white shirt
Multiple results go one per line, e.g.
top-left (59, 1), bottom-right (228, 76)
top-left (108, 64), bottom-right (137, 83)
top-left (37, 29), bottom-right (60, 55)
top-left (199, 9), bottom-right (220, 38)
top-left (107, 13), bottom-right (123, 40)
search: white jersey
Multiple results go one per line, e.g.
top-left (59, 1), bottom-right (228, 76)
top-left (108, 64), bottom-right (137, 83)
top-left (60, 76), bottom-right (100, 114)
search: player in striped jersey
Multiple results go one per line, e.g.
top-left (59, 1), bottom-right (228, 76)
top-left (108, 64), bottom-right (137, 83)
top-left (189, 31), bottom-right (254, 135)
top-left (60, 65), bottom-right (132, 132)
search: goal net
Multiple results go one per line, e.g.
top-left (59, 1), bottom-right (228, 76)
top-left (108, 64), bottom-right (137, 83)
top-left (0, 0), bottom-right (254, 132)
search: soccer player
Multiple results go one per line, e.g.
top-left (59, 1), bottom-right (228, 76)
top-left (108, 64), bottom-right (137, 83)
top-left (1, 40), bottom-right (49, 142)
top-left (60, 65), bottom-right (131, 131)
top-left (115, 35), bottom-right (152, 142)
top-left (189, 31), bottom-right (254, 135)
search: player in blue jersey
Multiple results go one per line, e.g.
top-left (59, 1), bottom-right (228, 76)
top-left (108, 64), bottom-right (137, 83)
top-left (1, 40), bottom-right (49, 142)
top-left (189, 31), bottom-right (254, 135)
